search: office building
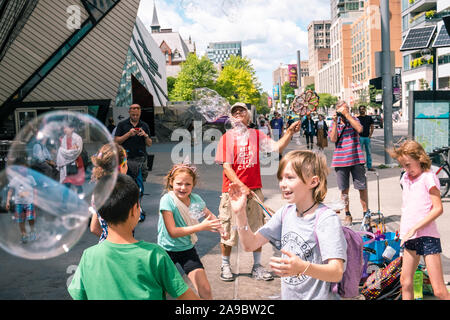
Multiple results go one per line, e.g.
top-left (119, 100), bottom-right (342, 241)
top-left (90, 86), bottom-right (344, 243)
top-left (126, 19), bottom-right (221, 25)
top-left (206, 41), bottom-right (242, 65)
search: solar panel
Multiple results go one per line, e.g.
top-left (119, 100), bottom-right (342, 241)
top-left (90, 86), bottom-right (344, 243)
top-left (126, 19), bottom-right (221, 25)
top-left (400, 26), bottom-right (436, 51)
top-left (432, 25), bottom-right (450, 48)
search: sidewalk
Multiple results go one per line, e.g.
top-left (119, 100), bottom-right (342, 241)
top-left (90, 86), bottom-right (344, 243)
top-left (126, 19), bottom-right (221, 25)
top-left (186, 150), bottom-right (450, 300)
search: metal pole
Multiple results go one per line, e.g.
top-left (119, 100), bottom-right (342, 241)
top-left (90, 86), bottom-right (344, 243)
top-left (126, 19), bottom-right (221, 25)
top-left (432, 47), bottom-right (437, 91)
top-left (297, 50), bottom-right (301, 90)
top-left (380, 0), bottom-right (394, 165)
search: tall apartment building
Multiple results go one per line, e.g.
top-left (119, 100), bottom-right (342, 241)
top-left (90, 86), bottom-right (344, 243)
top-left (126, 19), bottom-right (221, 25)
top-left (401, 0), bottom-right (440, 119)
top-left (206, 41), bottom-right (242, 65)
top-left (350, 0), bottom-right (402, 103)
top-left (436, 0), bottom-right (450, 90)
top-left (331, 0), bottom-right (366, 21)
top-left (308, 20), bottom-right (331, 83)
top-left (317, 14), bottom-right (363, 100)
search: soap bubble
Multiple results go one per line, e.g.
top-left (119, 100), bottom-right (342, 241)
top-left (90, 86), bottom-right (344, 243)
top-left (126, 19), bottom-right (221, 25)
top-left (0, 111), bottom-right (118, 259)
top-left (189, 202), bottom-right (205, 220)
top-left (193, 87), bottom-right (230, 122)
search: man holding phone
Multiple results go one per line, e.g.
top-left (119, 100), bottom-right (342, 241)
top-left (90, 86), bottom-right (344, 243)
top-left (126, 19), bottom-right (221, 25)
top-left (114, 104), bottom-right (152, 182)
top-left (329, 101), bottom-right (369, 227)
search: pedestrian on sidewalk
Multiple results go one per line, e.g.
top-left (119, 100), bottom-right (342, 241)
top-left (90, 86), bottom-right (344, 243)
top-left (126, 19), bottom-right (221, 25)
top-left (357, 105), bottom-right (375, 171)
top-left (68, 174), bottom-right (200, 300)
top-left (157, 161), bottom-right (228, 299)
top-left (388, 140), bottom-right (450, 300)
top-left (228, 150), bottom-right (347, 300)
top-left (114, 103), bottom-right (152, 221)
top-left (329, 101), bottom-right (369, 227)
top-left (301, 112), bottom-right (316, 150)
top-left (215, 102), bottom-right (301, 282)
top-left (315, 114), bottom-right (328, 151)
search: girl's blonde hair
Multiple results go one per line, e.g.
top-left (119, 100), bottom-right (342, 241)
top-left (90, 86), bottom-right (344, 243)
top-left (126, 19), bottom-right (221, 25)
top-left (387, 139), bottom-right (431, 170)
top-left (91, 143), bottom-right (127, 181)
top-left (277, 150), bottom-right (329, 203)
top-left (164, 164), bottom-right (198, 192)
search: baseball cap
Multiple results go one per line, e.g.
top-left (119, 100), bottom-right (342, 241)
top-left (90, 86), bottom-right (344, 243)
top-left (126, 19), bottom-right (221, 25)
top-left (230, 102), bottom-right (247, 114)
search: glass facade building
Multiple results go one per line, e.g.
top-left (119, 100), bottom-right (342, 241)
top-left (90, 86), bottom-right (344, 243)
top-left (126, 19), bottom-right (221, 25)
top-left (206, 41), bottom-right (242, 64)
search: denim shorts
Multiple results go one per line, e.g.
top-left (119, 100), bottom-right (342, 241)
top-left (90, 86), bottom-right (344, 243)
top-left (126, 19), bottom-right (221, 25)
top-left (335, 164), bottom-right (367, 190)
top-left (403, 236), bottom-right (442, 256)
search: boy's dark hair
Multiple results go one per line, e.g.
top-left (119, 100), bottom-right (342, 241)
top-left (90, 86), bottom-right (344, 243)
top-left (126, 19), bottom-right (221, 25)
top-left (94, 174), bottom-right (139, 225)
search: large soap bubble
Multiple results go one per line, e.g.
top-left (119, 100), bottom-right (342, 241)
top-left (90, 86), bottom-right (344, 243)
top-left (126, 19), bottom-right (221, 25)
top-left (193, 87), bottom-right (230, 122)
top-left (0, 111), bottom-right (118, 259)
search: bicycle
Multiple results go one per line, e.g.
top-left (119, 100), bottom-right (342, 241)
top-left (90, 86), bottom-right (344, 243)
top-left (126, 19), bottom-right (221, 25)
top-left (428, 146), bottom-right (450, 198)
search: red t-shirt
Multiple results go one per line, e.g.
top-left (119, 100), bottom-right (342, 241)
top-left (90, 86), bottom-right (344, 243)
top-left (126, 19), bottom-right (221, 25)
top-left (215, 128), bottom-right (270, 193)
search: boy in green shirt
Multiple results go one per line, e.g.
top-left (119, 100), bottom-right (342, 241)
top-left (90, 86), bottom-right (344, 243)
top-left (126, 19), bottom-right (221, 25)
top-left (68, 174), bottom-right (199, 300)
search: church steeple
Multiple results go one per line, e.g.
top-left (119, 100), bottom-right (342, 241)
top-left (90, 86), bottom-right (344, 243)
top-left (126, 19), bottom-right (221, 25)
top-left (151, 0), bottom-right (160, 33)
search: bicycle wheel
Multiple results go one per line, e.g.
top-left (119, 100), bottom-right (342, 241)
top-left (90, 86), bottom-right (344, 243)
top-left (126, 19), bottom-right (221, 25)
top-left (436, 166), bottom-right (450, 198)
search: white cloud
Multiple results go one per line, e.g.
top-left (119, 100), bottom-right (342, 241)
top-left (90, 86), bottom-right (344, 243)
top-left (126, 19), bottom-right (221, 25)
top-left (138, 0), bottom-right (330, 94)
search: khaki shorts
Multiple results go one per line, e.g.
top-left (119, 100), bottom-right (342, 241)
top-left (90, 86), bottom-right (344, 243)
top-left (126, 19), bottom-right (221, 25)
top-left (218, 188), bottom-right (266, 247)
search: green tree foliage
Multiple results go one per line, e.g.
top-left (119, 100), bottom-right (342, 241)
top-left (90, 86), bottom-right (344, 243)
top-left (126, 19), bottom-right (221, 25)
top-left (215, 55), bottom-right (261, 106)
top-left (281, 82), bottom-right (296, 103)
top-left (167, 76), bottom-right (176, 98)
top-left (169, 54), bottom-right (217, 101)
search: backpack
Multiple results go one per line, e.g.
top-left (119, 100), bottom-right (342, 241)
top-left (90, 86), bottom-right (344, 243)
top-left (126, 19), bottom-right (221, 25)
top-left (281, 204), bottom-right (368, 298)
top-left (360, 256), bottom-right (402, 300)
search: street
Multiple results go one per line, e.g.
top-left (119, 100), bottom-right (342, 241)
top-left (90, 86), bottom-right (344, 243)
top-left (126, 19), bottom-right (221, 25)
top-left (0, 121), bottom-right (449, 300)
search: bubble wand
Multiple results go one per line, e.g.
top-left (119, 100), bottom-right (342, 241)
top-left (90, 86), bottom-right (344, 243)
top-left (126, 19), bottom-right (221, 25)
top-left (250, 191), bottom-right (275, 219)
top-left (290, 89), bottom-right (320, 116)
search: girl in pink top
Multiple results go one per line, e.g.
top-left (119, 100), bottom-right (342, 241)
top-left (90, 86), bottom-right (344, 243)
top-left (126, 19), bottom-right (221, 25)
top-left (389, 140), bottom-right (449, 300)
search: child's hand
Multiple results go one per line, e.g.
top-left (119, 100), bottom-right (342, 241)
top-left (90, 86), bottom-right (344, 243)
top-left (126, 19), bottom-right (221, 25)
top-left (400, 228), bottom-right (417, 247)
top-left (199, 215), bottom-right (222, 232)
top-left (228, 183), bottom-right (248, 214)
top-left (269, 249), bottom-right (309, 278)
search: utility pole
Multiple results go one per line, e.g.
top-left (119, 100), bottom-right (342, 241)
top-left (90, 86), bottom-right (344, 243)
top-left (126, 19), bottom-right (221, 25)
top-left (380, 0), bottom-right (394, 165)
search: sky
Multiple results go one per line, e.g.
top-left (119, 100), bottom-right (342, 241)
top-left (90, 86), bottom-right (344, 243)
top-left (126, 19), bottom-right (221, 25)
top-left (137, 0), bottom-right (331, 96)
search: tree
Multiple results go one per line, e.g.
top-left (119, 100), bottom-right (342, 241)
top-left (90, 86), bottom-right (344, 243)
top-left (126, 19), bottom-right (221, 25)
top-left (167, 76), bottom-right (176, 99)
top-left (305, 83), bottom-right (315, 91)
top-left (281, 82), bottom-right (295, 104)
top-left (170, 54), bottom-right (217, 101)
top-left (257, 91), bottom-right (271, 115)
top-left (215, 55), bottom-right (261, 106)
top-left (215, 66), bottom-right (260, 105)
top-left (368, 84), bottom-right (383, 109)
top-left (318, 93), bottom-right (338, 114)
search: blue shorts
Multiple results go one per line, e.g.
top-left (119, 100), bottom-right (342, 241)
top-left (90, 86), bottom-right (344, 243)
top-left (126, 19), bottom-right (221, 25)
top-left (14, 204), bottom-right (35, 223)
top-left (404, 236), bottom-right (442, 256)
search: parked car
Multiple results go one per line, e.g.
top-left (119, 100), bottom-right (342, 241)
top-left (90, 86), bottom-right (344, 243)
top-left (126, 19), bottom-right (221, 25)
top-left (371, 115), bottom-right (383, 128)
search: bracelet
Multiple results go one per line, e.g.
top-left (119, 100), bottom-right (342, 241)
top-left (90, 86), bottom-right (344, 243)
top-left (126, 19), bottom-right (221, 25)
top-left (297, 262), bottom-right (311, 278)
top-left (233, 225), bottom-right (249, 231)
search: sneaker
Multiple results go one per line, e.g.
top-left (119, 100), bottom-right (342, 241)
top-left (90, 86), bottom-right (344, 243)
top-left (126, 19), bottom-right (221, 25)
top-left (220, 264), bottom-right (234, 282)
top-left (29, 231), bottom-right (36, 241)
top-left (343, 214), bottom-right (353, 227)
top-left (368, 168), bottom-right (376, 172)
top-left (20, 235), bottom-right (28, 243)
top-left (251, 264), bottom-right (274, 281)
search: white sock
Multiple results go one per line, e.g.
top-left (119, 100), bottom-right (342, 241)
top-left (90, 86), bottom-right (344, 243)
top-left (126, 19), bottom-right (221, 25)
top-left (253, 251), bottom-right (261, 266)
top-left (222, 255), bottom-right (230, 266)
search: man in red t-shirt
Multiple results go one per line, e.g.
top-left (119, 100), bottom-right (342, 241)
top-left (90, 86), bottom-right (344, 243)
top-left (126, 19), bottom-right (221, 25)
top-left (215, 102), bottom-right (300, 282)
